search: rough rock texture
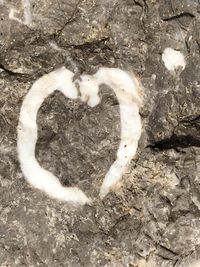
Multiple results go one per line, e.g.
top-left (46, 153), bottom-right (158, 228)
top-left (0, 0), bottom-right (200, 266)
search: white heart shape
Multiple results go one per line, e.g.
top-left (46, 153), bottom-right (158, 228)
top-left (17, 67), bottom-right (142, 205)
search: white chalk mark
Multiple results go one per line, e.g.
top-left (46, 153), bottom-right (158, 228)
top-left (17, 68), bottom-right (91, 205)
top-left (162, 47), bottom-right (186, 72)
top-left (9, 0), bottom-right (32, 25)
top-left (94, 68), bottom-right (142, 197)
top-left (17, 67), bottom-right (142, 204)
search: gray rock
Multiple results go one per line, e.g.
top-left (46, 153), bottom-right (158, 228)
top-left (0, 0), bottom-right (200, 266)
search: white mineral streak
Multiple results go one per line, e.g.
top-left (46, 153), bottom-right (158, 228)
top-left (23, 0), bottom-right (32, 25)
top-left (17, 67), bottom-right (142, 204)
top-left (9, 8), bottom-right (22, 24)
top-left (9, 0), bottom-right (32, 25)
top-left (162, 47), bottom-right (186, 72)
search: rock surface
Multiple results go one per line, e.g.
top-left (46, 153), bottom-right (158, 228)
top-left (0, 0), bottom-right (200, 266)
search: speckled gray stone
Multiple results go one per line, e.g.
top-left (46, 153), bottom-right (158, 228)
top-left (0, 0), bottom-right (200, 266)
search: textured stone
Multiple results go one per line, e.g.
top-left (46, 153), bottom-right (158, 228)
top-left (0, 0), bottom-right (200, 266)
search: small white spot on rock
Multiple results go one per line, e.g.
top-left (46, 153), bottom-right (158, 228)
top-left (162, 47), bottom-right (186, 72)
top-left (152, 74), bottom-right (156, 80)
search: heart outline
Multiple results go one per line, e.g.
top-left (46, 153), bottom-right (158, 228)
top-left (17, 67), bottom-right (142, 205)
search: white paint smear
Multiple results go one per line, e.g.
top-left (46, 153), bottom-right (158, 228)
top-left (162, 47), bottom-right (186, 72)
top-left (17, 67), bottom-right (142, 204)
